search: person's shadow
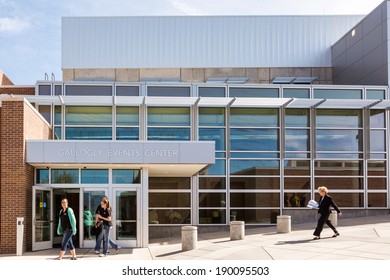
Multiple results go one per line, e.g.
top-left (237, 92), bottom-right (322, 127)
top-left (276, 237), bottom-right (332, 245)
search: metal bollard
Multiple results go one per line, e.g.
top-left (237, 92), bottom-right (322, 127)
top-left (277, 215), bottom-right (291, 233)
top-left (230, 221), bottom-right (245, 240)
top-left (16, 217), bottom-right (24, 256)
top-left (181, 226), bottom-right (197, 251)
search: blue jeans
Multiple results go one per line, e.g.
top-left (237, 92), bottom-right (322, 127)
top-left (60, 228), bottom-right (75, 251)
top-left (95, 226), bottom-right (119, 254)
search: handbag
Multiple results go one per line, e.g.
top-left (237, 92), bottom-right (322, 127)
top-left (91, 220), bottom-right (103, 236)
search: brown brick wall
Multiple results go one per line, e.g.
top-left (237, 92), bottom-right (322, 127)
top-left (0, 99), bottom-right (51, 254)
top-left (0, 86), bottom-right (35, 96)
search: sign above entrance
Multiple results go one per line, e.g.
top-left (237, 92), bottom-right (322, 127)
top-left (26, 140), bottom-right (215, 164)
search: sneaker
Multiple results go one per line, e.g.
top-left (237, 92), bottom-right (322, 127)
top-left (70, 256), bottom-right (77, 260)
top-left (332, 232), bottom-right (340, 238)
top-left (99, 254), bottom-right (107, 257)
top-left (115, 247), bottom-right (121, 254)
top-left (95, 250), bottom-right (99, 254)
top-left (313, 236), bottom-right (320, 240)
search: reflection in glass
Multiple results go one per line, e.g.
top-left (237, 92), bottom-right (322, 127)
top-left (284, 160), bottom-right (310, 175)
top-left (55, 106), bottom-right (62, 125)
top-left (369, 110), bottom-right (385, 128)
top-left (112, 170), bottom-right (141, 184)
top-left (230, 152), bottom-right (279, 158)
top-left (148, 209), bottom-right (190, 224)
top-left (116, 191), bottom-right (137, 240)
top-left (230, 160), bottom-right (279, 175)
top-left (284, 177), bottom-right (310, 189)
top-left (315, 161), bottom-right (363, 176)
top-left (370, 130), bottom-right (385, 152)
top-left (230, 108), bottom-right (278, 127)
top-left (38, 105), bottom-right (51, 124)
top-left (229, 209), bottom-right (279, 224)
top-left (316, 109), bottom-right (362, 128)
top-left (83, 190), bottom-right (105, 240)
top-left (199, 159), bottom-right (226, 175)
top-left (116, 127), bottom-right (139, 140)
top-left (367, 178), bottom-right (386, 190)
top-left (149, 193), bottom-right (190, 207)
top-left (37, 169), bottom-right (49, 184)
top-left (198, 87), bottom-right (225, 97)
top-left (147, 128), bottom-right (190, 141)
top-left (199, 209), bottom-right (226, 224)
top-left (230, 193), bottom-right (280, 207)
top-left (199, 128), bottom-right (225, 150)
top-left (368, 193), bottom-right (387, 207)
top-left (35, 189), bottom-right (51, 242)
top-left (229, 87), bottom-right (279, 98)
top-left (284, 193), bottom-right (309, 207)
top-left (81, 169), bottom-right (109, 184)
top-left (285, 109), bottom-right (309, 127)
top-left (199, 193), bottom-right (226, 207)
top-left (366, 89), bottom-right (385, 99)
top-left (285, 129), bottom-right (309, 151)
top-left (230, 128), bottom-right (278, 151)
top-left (314, 193), bottom-right (363, 207)
top-left (230, 177), bottom-right (280, 189)
top-left (51, 169), bottom-right (79, 184)
top-left (65, 106), bottom-right (112, 125)
top-left (199, 108), bottom-right (225, 126)
top-left (65, 127), bottom-right (112, 140)
top-left (315, 177), bottom-right (363, 190)
top-left (149, 177), bottom-right (190, 189)
top-left (147, 107), bottom-right (190, 126)
top-left (314, 89), bottom-right (362, 99)
top-left (283, 88), bottom-right (309, 98)
top-left (316, 130), bottom-right (362, 152)
top-left (116, 107), bottom-right (139, 125)
top-left (367, 161), bottom-right (386, 176)
top-left (199, 177), bottom-right (226, 189)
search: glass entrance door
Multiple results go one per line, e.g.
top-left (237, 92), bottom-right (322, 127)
top-left (113, 188), bottom-right (139, 248)
top-left (81, 189), bottom-right (107, 248)
top-left (32, 186), bottom-right (52, 251)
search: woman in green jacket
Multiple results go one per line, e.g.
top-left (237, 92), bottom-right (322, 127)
top-left (56, 198), bottom-right (77, 260)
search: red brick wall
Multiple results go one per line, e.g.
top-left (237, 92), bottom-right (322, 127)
top-left (0, 86), bottom-right (35, 96)
top-left (0, 99), bottom-right (51, 254)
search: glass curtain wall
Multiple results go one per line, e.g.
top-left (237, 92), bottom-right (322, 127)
top-left (198, 108), bottom-right (227, 224)
top-left (229, 108), bottom-right (280, 224)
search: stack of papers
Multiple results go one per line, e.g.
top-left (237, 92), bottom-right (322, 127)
top-left (307, 199), bottom-right (319, 209)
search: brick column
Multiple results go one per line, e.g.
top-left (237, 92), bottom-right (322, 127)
top-left (0, 98), bottom-right (51, 254)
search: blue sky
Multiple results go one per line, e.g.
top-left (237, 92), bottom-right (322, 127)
top-left (0, 0), bottom-right (384, 85)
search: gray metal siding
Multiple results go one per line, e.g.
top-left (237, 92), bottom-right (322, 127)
top-left (62, 15), bottom-right (363, 69)
top-left (332, 1), bottom-right (389, 85)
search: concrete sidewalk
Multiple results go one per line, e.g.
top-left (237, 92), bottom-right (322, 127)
top-left (1, 214), bottom-right (390, 260)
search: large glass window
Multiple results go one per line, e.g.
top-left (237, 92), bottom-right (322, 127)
top-left (51, 169), bottom-right (79, 184)
top-left (229, 87), bottom-right (279, 98)
top-left (112, 169), bottom-right (141, 184)
top-left (199, 160), bottom-right (226, 175)
top-left (314, 161), bottom-right (363, 176)
top-left (65, 127), bottom-right (112, 140)
top-left (316, 109), bottom-right (362, 128)
top-left (149, 177), bottom-right (191, 225)
top-left (230, 160), bottom-right (279, 175)
top-left (199, 108), bottom-right (225, 126)
top-left (230, 177), bottom-right (280, 190)
top-left (313, 89), bottom-right (362, 99)
top-left (116, 107), bottom-right (139, 126)
top-left (65, 106), bottom-right (112, 125)
top-left (283, 88), bottom-right (309, 98)
top-left (285, 109), bottom-right (309, 127)
top-left (230, 193), bottom-right (280, 207)
top-left (199, 177), bottom-right (226, 189)
top-left (230, 129), bottom-right (278, 151)
top-left (81, 169), bottom-right (109, 184)
top-left (36, 169), bottom-right (49, 184)
top-left (229, 209), bottom-right (279, 224)
top-left (65, 85), bottom-right (112, 96)
top-left (230, 108), bottom-right (278, 127)
top-left (316, 130), bottom-right (362, 152)
top-left (148, 107), bottom-right (190, 126)
top-left (199, 128), bottom-right (225, 150)
top-left (147, 86), bottom-right (190, 97)
top-left (198, 87), bottom-right (225, 97)
top-left (285, 129), bottom-right (309, 151)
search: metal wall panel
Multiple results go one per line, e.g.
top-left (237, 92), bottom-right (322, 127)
top-left (62, 15), bottom-right (363, 69)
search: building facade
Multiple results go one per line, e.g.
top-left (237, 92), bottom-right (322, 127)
top-left (1, 1), bottom-right (390, 254)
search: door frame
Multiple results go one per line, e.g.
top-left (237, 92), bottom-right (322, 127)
top-left (111, 187), bottom-right (141, 248)
top-left (80, 188), bottom-right (109, 248)
top-left (32, 186), bottom-right (53, 251)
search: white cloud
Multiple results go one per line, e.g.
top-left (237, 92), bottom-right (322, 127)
top-left (0, 17), bottom-right (30, 34)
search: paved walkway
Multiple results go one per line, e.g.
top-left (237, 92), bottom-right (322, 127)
top-left (1, 214), bottom-right (390, 260)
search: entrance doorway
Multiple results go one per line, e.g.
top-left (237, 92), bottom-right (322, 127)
top-left (53, 189), bottom-right (80, 248)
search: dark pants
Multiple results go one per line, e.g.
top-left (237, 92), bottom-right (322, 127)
top-left (313, 212), bottom-right (337, 236)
